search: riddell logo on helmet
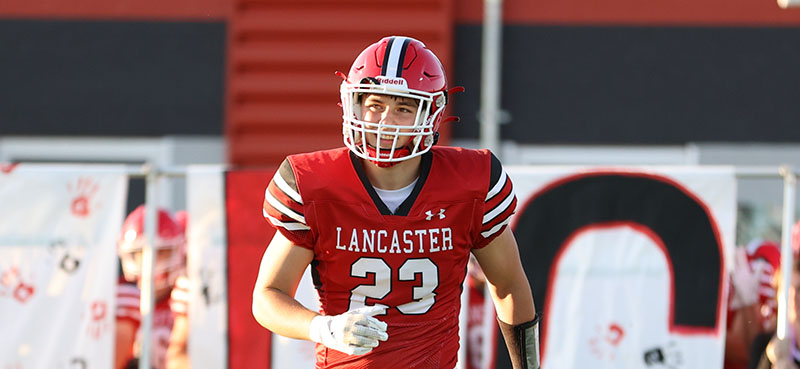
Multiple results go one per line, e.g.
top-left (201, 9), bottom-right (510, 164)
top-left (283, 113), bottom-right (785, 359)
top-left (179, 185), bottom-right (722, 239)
top-left (375, 77), bottom-right (407, 87)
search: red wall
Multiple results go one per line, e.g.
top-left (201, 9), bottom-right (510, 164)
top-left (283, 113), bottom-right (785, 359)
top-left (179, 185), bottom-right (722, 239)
top-left (224, 0), bottom-right (456, 166)
top-left (0, 0), bottom-right (228, 20)
top-left (225, 169), bottom-right (276, 369)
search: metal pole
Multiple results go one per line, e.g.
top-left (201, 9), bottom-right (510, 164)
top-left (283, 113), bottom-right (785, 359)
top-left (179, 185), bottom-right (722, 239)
top-left (776, 165), bottom-right (797, 344)
top-left (139, 164), bottom-right (159, 369)
top-left (480, 0), bottom-right (503, 157)
top-left (457, 279), bottom-right (469, 369)
top-left (734, 165), bottom-right (786, 178)
top-left (481, 283), bottom-right (495, 369)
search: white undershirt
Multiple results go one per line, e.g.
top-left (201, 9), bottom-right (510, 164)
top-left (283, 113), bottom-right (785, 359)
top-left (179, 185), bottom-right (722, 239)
top-left (373, 178), bottom-right (418, 214)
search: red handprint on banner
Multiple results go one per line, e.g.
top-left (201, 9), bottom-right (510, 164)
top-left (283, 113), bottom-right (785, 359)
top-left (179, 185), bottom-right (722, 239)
top-left (85, 300), bottom-right (109, 339)
top-left (0, 163), bottom-right (19, 174)
top-left (1, 266), bottom-right (19, 290)
top-left (67, 177), bottom-right (99, 218)
top-left (589, 321), bottom-right (627, 361)
top-left (13, 282), bottom-right (35, 303)
top-left (606, 323), bottom-right (625, 346)
top-left (1, 266), bottom-right (36, 304)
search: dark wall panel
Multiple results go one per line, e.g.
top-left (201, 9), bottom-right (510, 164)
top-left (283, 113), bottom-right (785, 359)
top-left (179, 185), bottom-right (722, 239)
top-left (455, 0), bottom-right (800, 25)
top-left (0, 19), bottom-right (225, 136)
top-left (453, 25), bottom-right (800, 144)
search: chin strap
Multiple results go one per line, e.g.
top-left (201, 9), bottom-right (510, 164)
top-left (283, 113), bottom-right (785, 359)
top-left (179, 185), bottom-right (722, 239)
top-left (498, 314), bottom-right (541, 369)
top-left (363, 131), bottom-right (436, 167)
top-left (364, 145), bottom-right (411, 168)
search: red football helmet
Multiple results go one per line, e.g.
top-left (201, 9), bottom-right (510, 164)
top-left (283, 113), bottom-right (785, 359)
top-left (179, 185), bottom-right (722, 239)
top-left (745, 239), bottom-right (781, 330)
top-left (340, 36), bottom-right (449, 167)
top-left (118, 205), bottom-right (186, 296)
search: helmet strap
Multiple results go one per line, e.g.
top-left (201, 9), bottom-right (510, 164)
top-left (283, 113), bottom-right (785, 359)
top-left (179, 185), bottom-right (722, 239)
top-left (364, 144), bottom-right (412, 168)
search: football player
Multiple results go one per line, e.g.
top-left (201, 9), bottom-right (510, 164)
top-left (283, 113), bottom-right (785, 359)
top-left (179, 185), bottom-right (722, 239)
top-left (465, 255), bottom-right (495, 369)
top-left (115, 205), bottom-right (190, 369)
top-left (751, 220), bottom-right (800, 368)
top-left (724, 240), bottom-right (780, 369)
top-left (254, 36), bottom-right (539, 368)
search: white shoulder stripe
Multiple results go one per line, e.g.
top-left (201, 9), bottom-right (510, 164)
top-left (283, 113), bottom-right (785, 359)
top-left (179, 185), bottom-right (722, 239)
top-left (483, 190), bottom-right (516, 225)
top-left (272, 171), bottom-right (302, 204)
top-left (263, 209), bottom-right (311, 231)
top-left (481, 216), bottom-right (511, 239)
top-left (486, 170), bottom-right (508, 201)
top-left (264, 189), bottom-right (306, 224)
top-left (116, 310), bottom-right (141, 320)
top-left (118, 283), bottom-right (140, 294)
top-left (117, 296), bottom-right (140, 308)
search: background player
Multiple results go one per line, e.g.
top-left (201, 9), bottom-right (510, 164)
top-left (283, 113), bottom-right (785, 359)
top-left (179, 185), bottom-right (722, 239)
top-left (115, 205), bottom-right (191, 369)
top-left (751, 220), bottom-right (800, 368)
top-left (725, 240), bottom-right (780, 369)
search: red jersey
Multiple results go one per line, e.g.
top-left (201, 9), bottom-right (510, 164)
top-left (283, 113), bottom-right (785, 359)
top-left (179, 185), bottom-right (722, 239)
top-left (466, 277), bottom-right (495, 369)
top-left (116, 276), bottom-right (189, 369)
top-left (724, 241), bottom-right (780, 369)
top-left (263, 147), bottom-right (516, 369)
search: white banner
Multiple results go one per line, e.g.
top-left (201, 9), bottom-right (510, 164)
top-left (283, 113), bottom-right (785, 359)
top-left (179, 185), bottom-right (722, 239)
top-left (270, 267), bottom-right (319, 369)
top-left (186, 166), bottom-right (229, 369)
top-left (507, 166), bottom-right (736, 369)
top-left (0, 164), bottom-right (127, 369)
top-left (188, 167), bottom-right (320, 368)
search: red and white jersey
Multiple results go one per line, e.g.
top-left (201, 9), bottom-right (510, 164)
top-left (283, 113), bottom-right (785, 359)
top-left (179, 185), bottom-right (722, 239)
top-left (263, 147), bottom-right (516, 369)
top-left (466, 277), bottom-right (495, 369)
top-left (116, 275), bottom-right (189, 369)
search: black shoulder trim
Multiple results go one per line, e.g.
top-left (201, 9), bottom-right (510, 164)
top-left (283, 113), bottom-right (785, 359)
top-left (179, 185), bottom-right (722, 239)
top-left (278, 158), bottom-right (298, 193)
top-left (489, 152), bottom-right (503, 192)
top-left (349, 152), bottom-right (433, 216)
top-left (394, 151), bottom-right (433, 216)
top-left (350, 152), bottom-right (393, 215)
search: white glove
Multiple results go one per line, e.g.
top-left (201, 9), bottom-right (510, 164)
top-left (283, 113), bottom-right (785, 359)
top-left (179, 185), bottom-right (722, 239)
top-left (308, 306), bottom-right (389, 355)
top-left (730, 247), bottom-right (760, 309)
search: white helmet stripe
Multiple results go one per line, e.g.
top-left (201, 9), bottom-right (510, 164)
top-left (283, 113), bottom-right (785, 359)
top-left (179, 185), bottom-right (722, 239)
top-left (384, 36), bottom-right (411, 78)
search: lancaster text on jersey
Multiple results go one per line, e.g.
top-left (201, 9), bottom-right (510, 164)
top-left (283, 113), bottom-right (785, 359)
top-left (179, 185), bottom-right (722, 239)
top-left (335, 227), bottom-right (454, 254)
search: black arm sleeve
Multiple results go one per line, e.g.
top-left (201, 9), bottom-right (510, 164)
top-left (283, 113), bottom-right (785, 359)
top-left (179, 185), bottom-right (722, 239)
top-left (498, 314), bottom-right (541, 369)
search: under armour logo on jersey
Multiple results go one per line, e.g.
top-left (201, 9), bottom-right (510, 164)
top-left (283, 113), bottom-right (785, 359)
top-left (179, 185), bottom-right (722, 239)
top-left (425, 209), bottom-right (446, 221)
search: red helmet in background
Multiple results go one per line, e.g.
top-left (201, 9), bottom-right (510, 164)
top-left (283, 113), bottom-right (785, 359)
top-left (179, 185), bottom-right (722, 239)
top-left (118, 205), bottom-right (186, 296)
top-left (745, 239), bottom-right (781, 330)
top-left (341, 36), bottom-right (449, 167)
top-left (174, 210), bottom-right (188, 234)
